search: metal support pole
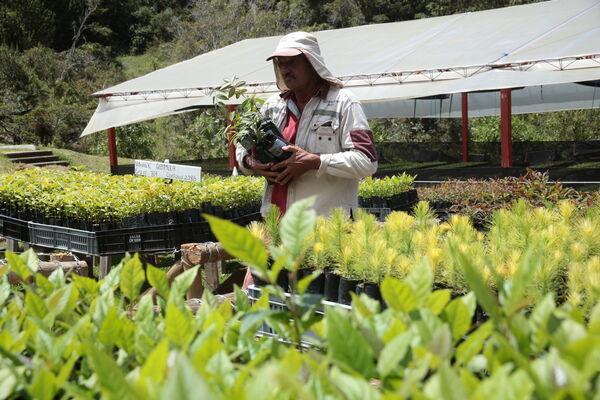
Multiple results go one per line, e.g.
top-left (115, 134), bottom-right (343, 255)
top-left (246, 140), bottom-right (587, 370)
top-left (461, 92), bottom-right (469, 163)
top-left (226, 105), bottom-right (237, 170)
top-left (500, 89), bottom-right (513, 168)
top-left (107, 127), bottom-right (118, 173)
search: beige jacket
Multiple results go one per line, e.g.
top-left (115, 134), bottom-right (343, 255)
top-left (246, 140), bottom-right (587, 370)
top-left (236, 86), bottom-right (378, 216)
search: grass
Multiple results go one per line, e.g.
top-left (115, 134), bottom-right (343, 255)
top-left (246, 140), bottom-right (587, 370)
top-left (567, 161), bottom-right (600, 169)
top-left (45, 147), bottom-right (135, 174)
top-left (429, 161), bottom-right (489, 169)
top-left (377, 161), bottom-right (446, 172)
top-left (0, 146), bottom-right (135, 174)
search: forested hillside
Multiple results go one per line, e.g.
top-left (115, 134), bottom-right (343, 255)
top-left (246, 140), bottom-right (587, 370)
top-left (1, 0), bottom-right (597, 161)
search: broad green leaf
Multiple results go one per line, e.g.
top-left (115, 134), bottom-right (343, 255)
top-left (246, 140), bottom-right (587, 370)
top-left (381, 277), bottom-right (417, 313)
top-left (193, 329), bottom-right (225, 371)
top-left (452, 245), bottom-right (501, 322)
top-left (456, 320), bottom-right (493, 366)
top-left (20, 249), bottom-right (39, 273)
top-left (87, 345), bottom-right (138, 399)
top-left (27, 368), bottom-right (56, 400)
top-left (280, 196), bottom-right (316, 260)
top-left (146, 264), bottom-right (170, 300)
top-left (0, 368), bottom-right (17, 399)
top-left (204, 214), bottom-right (267, 271)
top-left (329, 367), bottom-right (380, 400)
top-left (160, 353), bottom-right (216, 400)
top-left (326, 308), bottom-right (375, 378)
top-left (5, 250), bottom-right (31, 281)
top-left (240, 310), bottom-right (287, 335)
top-left (120, 254), bottom-right (145, 301)
top-left (234, 285), bottom-right (250, 312)
top-left (140, 339), bottom-right (169, 383)
top-left (426, 290), bottom-right (451, 315)
top-left (98, 307), bottom-right (121, 348)
top-left (0, 279), bottom-right (9, 307)
top-left (134, 294), bottom-right (154, 324)
top-left (169, 266), bottom-right (200, 302)
top-left (377, 331), bottom-right (412, 378)
top-left (48, 266), bottom-right (65, 287)
top-left (443, 298), bottom-right (472, 341)
top-left (439, 361), bottom-right (467, 400)
top-left (25, 291), bottom-right (47, 319)
top-left (165, 302), bottom-right (194, 348)
top-left (406, 257), bottom-right (433, 305)
top-left (46, 285), bottom-right (72, 317)
top-left (430, 324), bottom-right (453, 359)
top-left (72, 275), bottom-right (99, 295)
top-left (100, 264), bottom-right (123, 293)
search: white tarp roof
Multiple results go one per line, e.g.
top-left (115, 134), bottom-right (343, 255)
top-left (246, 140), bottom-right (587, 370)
top-left (82, 0), bottom-right (600, 136)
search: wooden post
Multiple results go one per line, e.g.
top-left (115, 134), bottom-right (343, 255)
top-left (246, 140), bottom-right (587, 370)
top-left (461, 92), bottom-right (469, 163)
top-left (5, 239), bottom-right (18, 252)
top-left (500, 89), bottom-right (513, 168)
top-left (107, 127), bottom-right (118, 172)
top-left (180, 242), bottom-right (233, 298)
top-left (99, 255), bottom-right (113, 280)
top-left (226, 105), bottom-right (237, 170)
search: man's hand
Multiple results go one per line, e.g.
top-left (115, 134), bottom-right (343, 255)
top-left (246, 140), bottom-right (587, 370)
top-left (271, 145), bottom-right (321, 186)
top-left (243, 154), bottom-right (279, 183)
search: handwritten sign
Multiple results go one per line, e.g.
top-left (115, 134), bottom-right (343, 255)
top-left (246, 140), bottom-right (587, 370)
top-left (134, 160), bottom-right (201, 182)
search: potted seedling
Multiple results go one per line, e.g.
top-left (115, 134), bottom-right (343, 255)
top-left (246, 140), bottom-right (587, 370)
top-left (216, 79), bottom-right (293, 166)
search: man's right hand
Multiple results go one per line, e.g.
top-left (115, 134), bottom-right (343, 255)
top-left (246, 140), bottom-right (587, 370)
top-left (243, 154), bottom-right (279, 183)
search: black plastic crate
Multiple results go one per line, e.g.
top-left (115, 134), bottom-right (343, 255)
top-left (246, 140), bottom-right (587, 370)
top-left (1, 215), bottom-right (30, 242)
top-left (96, 225), bottom-right (178, 255)
top-left (29, 222), bottom-right (97, 254)
top-left (176, 221), bottom-right (215, 246)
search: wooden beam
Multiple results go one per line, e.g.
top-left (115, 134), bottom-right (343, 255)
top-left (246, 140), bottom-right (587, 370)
top-left (461, 92), bottom-right (469, 163)
top-left (107, 127), bottom-right (118, 171)
top-left (500, 88), bottom-right (513, 168)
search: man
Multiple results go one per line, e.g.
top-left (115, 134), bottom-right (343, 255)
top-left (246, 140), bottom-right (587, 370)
top-left (236, 31), bottom-right (378, 216)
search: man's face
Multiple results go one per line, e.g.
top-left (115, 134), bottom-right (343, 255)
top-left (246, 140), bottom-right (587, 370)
top-left (275, 54), bottom-right (319, 91)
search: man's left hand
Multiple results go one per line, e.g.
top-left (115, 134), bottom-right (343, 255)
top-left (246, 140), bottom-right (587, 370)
top-left (271, 145), bottom-right (321, 185)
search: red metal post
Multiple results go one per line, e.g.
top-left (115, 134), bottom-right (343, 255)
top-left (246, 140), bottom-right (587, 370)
top-left (461, 92), bottom-right (469, 163)
top-left (500, 88), bottom-right (513, 168)
top-left (107, 127), bottom-right (118, 170)
top-left (226, 105), bottom-right (238, 169)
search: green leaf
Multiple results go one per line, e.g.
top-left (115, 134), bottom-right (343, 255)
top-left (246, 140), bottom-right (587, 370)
top-left (329, 367), bottom-right (380, 400)
top-left (120, 254), bottom-right (145, 302)
top-left (100, 264), bottom-right (123, 293)
top-left (134, 294), bottom-right (154, 324)
top-left (406, 257), bottom-right (433, 305)
top-left (27, 368), bottom-right (56, 400)
top-left (146, 264), bottom-right (170, 300)
top-left (426, 290), bottom-right (451, 315)
top-left (234, 285), bottom-right (250, 313)
top-left (165, 302), bottom-right (194, 348)
top-left (377, 331), bottom-right (412, 378)
top-left (25, 291), bottom-right (48, 319)
top-left (326, 308), bottom-right (375, 378)
top-left (280, 196), bottom-right (316, 260)
top-left (443, 298), bottom-right (472, 341)
top-left (140, 339), bottom-right (169, 383)
top-left (169, 266), bottom-right (200, 302)
top-left (5, 250), bottom-right (32, 281)
top-left (381, 277), bottom-right (417, 313)
top-left (452, 244), bottom-right (501, 322)
top-left (87, 345), bottom-right (137, 399)
top-left (160, 353), bottom-right (216, 400)
top-left (98, 307), bottom-right (121, 348)
top-left (455, 321), bottom-right (493, 366)
top-left (204, 214), bottom-right (267, 271)
top-left (20, 249), bottom-right (39, 274)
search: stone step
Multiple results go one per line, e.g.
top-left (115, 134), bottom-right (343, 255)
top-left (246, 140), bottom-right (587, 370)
top-left (9, 155), bottom-right (60, 163)
top-left (4, 150), bottom-right (53, 159)
top-left (28, 160), bottom-right (69, 167)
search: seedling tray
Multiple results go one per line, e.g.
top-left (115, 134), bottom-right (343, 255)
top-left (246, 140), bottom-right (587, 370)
top-left (1, 215), bottom-right (30, 242)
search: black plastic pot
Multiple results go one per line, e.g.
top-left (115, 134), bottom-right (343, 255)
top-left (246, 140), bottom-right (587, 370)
top-left (298, 269), bottom-right (325, 295)
top-left (324, 272), bottom-right (341, 302)
top-left (338, 277), bottom-right (359, 305)
top-left (356, 282), bottom-right (382, 303)
top-left (122, 213), bottom-right (147, 228)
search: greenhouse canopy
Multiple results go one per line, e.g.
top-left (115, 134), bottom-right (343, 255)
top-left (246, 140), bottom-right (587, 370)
top-left (81, 0), bottom-right (600, 137)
